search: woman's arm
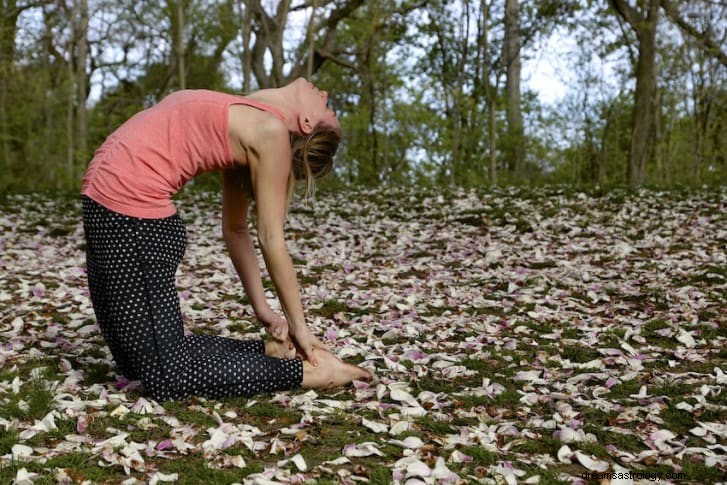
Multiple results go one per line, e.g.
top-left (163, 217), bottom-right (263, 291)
top-left (221, 169), bottom-right (284, 334)
top-left (246, 122), bottom-right (326, 365)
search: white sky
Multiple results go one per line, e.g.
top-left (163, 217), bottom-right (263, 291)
top-left (523, 34), bottom-right (575, 105)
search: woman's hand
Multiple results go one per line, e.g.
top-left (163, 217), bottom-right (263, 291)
top-left (256, 309), bottom-right (289, 342)
top-left (290, 325), bottom-right (329, 367)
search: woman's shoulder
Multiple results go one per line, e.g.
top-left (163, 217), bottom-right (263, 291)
top-left (230, 104), bottom-right (288, 140)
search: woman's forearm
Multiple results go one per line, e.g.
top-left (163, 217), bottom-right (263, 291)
top-left (258, 236), bottom-right (307, 332)
top-left (223, 229), bottom-right (271, 316)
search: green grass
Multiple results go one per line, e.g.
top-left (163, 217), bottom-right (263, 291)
top-left (0, 427), bottom-right (18, 456)
top-left (461, 445), bottom-right (498, 466)
top-left (0, 453), bottom-right (118, 484)
top-left (160, 455), bottom-right (265, 484)
top-left (0, 377), bottom-right (54, 421)
top-left (560, 344), bottom-right (600, 363)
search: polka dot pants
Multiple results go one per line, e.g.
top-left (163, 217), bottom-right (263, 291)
top-left (82, 196), bottom-right (303, 401)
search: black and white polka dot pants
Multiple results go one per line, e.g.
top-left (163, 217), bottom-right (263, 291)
top-left (82, 196), bottom-right (303, 401)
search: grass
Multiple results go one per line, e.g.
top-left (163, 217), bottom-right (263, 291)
top-left (0, 376), bottom-right (54, 421)
top-left (160, 455), bottom-right (265, 484)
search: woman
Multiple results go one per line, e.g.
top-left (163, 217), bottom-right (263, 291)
top-left (81, 78), bottom-right (370, 401)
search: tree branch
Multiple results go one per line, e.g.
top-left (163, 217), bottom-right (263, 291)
top-left (608, 0), bottom-right (643, 32)
top-left (661, 0), bottom-right (727, 67)
top-left (315, 47), bottom-right (357, 70)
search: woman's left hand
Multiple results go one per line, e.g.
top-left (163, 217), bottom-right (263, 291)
top-left (290, 325), bottom-right (329, 367)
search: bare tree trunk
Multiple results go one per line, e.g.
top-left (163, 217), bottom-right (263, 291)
top-left (653, 87), bottom-right (663, 184)
top-left (176, 0), bottom-right (186, 89)
top-left (488, 93), bottom-right (497, 185)
top-left (271, 0), bottom-right (292, 86)
top-left (504, 0), bottom-right (523, 176)
top-left (630, 15), bottom-right (657, 185)
top-left (690, 67), bottom-right (704, 184)
top-left (450, 0), bottom-right (470, 185)
top-left (306, 0), bottom-right (318, 78)
top-left (66, 42), bottom-right (74, 182)
top-left (599, 103), bottom-right (614, 185)
top-left (609, 0), bottom-right (660, 186)
top-left (0, 1), bottom-right (22, 178)
top-left (41, 3), bottom-right (52, 180)
top-left (363, 50), bottom-right (378, 180)
top-left (75, 0), bottom-right (89, 166)
top-left (249, 0), bottom-right (364, 88)
top-left (239, 0), bottom-right (252, 92)
top-left (481, 0), bottom-right (497, 185)
top-left (665, 101), bottom-right (678, 185)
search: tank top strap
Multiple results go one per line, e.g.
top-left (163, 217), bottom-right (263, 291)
top-left (235, 98), bottom-right (286, 123)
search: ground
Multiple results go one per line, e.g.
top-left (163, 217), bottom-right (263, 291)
top-left (0, 186), bottom-right (725, 485)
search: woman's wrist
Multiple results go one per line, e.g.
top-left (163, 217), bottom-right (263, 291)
top-left (254, 305), bottom-right (275, 323)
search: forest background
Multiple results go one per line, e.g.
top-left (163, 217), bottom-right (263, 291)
top-left (0, 0), bottom-right (725, 193)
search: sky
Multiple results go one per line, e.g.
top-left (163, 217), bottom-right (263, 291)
top-left (524, 34), bottom-right (574, 105)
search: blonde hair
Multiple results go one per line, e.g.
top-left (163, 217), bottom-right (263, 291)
top-left (286, 130), bottom-right (340, 203)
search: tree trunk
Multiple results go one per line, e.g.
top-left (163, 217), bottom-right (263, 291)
top-left (66, 45), bottom-right (74, 182)
top-left (503, 0), bottom-right (523, 176)
top-left (609, 0), bottom-right (660, 186)
top-left (363, 50), bottom-right (378, 181)
top-left (0, 0), bottom-right (21, 177)
top-left (271, 0), bottom-right (292, 86)
top-left (450, 0), bottom-right (470, 185)
top-left (239, 0), bottom-right (252, 91)
top-left (75, 0), bottom-right (89, 165)
top-left (481, 0), bottom-right (497, 185)
top-left (176, 0), bottom-right (186, 89)
top-left (488, 93), bottom-right (497, 185)
top-left (653, 87), bottom-right (663, 184)
top-left (629, 14), bottom-right (657, 185)
top-left (598, 103), bottom-right (614, 185)
top-left (306, 0), bottom-right (318, 78)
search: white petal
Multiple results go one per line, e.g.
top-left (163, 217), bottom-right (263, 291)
top-left (390, 388), bottom-right (419, 407)
top-left (322, 457), bottom-right (350, 466)
top-left (362, 417), bottom-right (388, 434)
top-left (343, 442), bottom-right (383, 457)
top-left (110, 404), bottom-right (130, 417)
top-left (14, 468), bottom-right (37, 485)
top-left (432, 457), bottom-right (458, 482)
top-left (290, 453), bottom-right (307, 472)
top-left (449, 450), bottom-right (473, 463)
top-left (677, 330), bottom-right (697, 348)
top-left (390, 436), bottom-right (424, 449)
top-left (389, 421), bottom-right (411, 436)
top-left (557, 445), bottom-right (573, 463)
top-left (405, 459), bottom-right (431, 478)
top-left (401, 406), bottom-right (427, 418)
top-left (149, 472), bottom-right (179, 485)
top-left (575, 451), bottom-right (609, 472)
top-left (12, 444), bottom-right (33, 460)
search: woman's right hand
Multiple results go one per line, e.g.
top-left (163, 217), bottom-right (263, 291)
top-left (256, 309), bottom-right (289, 342)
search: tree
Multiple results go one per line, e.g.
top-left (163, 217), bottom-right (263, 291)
top-left (503, 0), bottom-right (523, 176)
top-left (607, 0), bottom-right (660, 186)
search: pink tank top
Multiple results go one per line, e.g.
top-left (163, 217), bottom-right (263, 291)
top-left (81, 90), bottom-right (285, 218)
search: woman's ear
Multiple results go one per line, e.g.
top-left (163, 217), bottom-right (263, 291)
top-left (298, 113), bottom-right (314, 135)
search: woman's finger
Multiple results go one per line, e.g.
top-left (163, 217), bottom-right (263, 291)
top-left (307, 347), bottom-right (320, 367)
top-left (271, 326), bottom-right (288, 342)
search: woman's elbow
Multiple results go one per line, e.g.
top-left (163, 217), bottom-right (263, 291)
top-left (257, 230), bottom-right (286, 251)
top-left (222, 220), bottom-right (248, 241)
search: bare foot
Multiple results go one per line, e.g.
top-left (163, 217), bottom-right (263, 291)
top-left (301, 349), bottom-right (373, 389)
top-left (264, 339), bottom-right (297, 359)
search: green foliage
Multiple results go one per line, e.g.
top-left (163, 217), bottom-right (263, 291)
top-left (0, 1), bottom-right (725, 192)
